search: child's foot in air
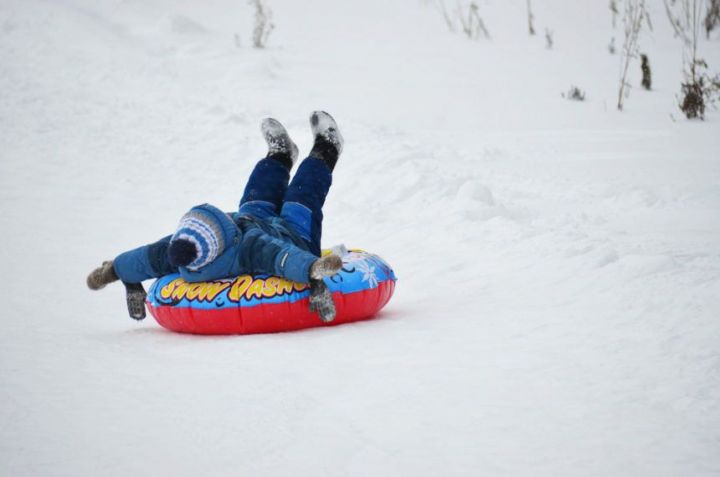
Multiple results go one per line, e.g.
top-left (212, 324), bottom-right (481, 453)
top-left (261, 118), bottom-right (298, 169)
top-left (309, 111), bottom-right (343, 170)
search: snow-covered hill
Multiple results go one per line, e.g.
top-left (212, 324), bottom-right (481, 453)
top-left (1, 0), bottom-right (719, 475)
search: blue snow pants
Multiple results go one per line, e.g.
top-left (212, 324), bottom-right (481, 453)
top-left (238, 155), bottom-right (332, 257)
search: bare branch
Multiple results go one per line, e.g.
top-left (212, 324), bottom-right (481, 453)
top-left (436, 0), bottom-right (456, 32)
top-left (618, 0), bottom-right (651, 110)
top-left (250, 0), bottom-right (274, 49)
top-left (527, 0), bottom-right (536, 35)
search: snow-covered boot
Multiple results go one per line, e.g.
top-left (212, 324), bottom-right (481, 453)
top-left (87, 261), bottom-right (119, 290)
top-left (124, 282), bottom-right (147, 321)
top-left (262, 118), bottom-right (298, 171)
top-left (309, 111), bottom-right (343, 171)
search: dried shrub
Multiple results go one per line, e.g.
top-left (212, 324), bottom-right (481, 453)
top-left (527, 0), bottom-right (536, 35)
top-left (433, 0), bottom-right (490, 39)
top-left (706, 0), bottom-right (720, 37)
top-left (665, 0), bottom-right (720, 118)
top-left (545, 28), bottom-right (554, 49)
top-left (610, 0), bottom-right (620, 28)
top-left (641, 54), bottom-right (652, 90)
top-left (680, 60), bottom-right (720, 119)
top-left (458, 2), bottom-right (491, 39)
top-left (562, 86), bottom-right (587, 101)
top-left (617, 0), bottom-right (652, 110)
top-left (681, 80), bottom-right (705, 118)
top-left (250, 0), bottom-right (274, 49)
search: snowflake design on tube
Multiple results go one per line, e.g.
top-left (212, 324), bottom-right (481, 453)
top-left (357, 261), bottom-right (378, 288)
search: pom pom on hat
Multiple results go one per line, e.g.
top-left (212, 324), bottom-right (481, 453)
top-left (167, 238), bottom-right (199, 268)
top-left (168, 204), bottom-right (232, 270)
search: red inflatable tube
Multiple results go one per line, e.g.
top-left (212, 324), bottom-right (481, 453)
top-left (145, 250), bottom-right (397, 335)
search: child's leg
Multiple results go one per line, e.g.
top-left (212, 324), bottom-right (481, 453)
top-left (238, 119), bottom-right (298, 220)
top-left (281, 111), bottom-right (343, 256)
top-left (281, 158), bottom-right (333, 256)
top-left (238, 156), bottom-right (290, 220)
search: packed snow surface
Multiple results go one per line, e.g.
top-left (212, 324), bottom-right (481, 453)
top-left (1, 0), bottom-right (719, 475)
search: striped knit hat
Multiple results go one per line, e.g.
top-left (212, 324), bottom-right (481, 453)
top-left (168, 204), bottom-right (236, 270)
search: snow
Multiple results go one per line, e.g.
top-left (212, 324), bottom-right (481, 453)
top-left (1, 0), bottom-right (719, 475)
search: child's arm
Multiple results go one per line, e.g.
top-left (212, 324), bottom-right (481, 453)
top-left (88, 235), bottom-right (178, 321)
top-left (241, 229), bottom-right (342, 322)
top-left (113, 235), bottom-right (177, 283)
top-left (240, 228), bottom-right (319, 284)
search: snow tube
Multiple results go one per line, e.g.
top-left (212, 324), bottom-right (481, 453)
top-left (146, 248), bottom-right (396, 335)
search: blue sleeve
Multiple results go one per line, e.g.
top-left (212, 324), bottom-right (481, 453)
top-left (240, 228), bottom-right (317, 284)
top-left (113, 235), bottom-right (177, 283)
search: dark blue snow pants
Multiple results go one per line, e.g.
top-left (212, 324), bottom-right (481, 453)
top-left (238, 155), bottom-right (332, 256)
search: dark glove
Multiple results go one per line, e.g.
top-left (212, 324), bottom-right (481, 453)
top-left (309, 279), bottom-right (336, 323)
top-left (123, 282), bottom-right (147, 321)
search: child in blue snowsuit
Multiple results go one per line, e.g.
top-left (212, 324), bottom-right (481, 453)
top-left (87, 111), bottom-right (344, 322)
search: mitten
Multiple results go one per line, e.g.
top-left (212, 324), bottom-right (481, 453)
top-left (309, 279), bottom-right (336, 323)
top-left (124, 282), bottom-right (147, 321)
top-left (309, 254), bottom-right (342, 280)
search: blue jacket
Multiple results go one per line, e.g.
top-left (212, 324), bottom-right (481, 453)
top-left (113, 212), bottom-right (319, 284)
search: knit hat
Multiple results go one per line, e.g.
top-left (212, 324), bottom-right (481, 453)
top-left (168, 204), bottom-right (236, 270)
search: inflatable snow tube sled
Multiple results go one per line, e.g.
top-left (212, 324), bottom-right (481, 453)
top-left (146, 248), bottom-right (396, 335)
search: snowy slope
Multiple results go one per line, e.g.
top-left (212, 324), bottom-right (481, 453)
top-left (1, 0), bottom-right (719, 475)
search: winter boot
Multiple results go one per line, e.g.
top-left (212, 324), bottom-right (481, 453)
top-left (262, 118), bottom-right (298, 171)
top-left (87, 261), bottom-right (119, 290)
top-left (309, 111), bottom-right (344, 172)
